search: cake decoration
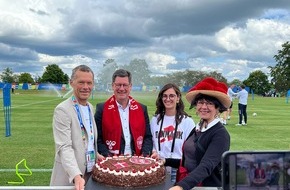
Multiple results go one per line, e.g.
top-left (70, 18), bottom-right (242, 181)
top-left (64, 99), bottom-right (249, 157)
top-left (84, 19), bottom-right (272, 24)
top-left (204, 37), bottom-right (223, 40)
top-left (92, 155), bottom-right (166, 188)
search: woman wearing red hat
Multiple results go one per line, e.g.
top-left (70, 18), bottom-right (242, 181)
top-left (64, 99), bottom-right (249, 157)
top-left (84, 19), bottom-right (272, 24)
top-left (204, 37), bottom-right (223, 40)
top-left (168, 77), bottom-right (231, 190)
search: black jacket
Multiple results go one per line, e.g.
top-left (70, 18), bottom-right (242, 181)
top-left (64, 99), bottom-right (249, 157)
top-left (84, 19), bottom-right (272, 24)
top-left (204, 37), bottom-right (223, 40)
top-left (167, 122), bottom-right (230, 190)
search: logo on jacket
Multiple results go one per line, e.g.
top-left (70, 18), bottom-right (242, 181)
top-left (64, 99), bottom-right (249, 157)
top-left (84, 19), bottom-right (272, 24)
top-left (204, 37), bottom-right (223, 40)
top-left (106, 140), bottom-right (116, 150)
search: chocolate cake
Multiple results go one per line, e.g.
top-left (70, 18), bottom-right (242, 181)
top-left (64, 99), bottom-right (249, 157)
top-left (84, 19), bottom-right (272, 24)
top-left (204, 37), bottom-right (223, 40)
top-left (92, 155), bottom-right (166, 188)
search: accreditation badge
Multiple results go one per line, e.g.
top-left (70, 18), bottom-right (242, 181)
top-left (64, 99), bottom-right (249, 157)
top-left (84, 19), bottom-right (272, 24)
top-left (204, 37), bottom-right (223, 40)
top-left (86, 150), bottom-right (96, 172)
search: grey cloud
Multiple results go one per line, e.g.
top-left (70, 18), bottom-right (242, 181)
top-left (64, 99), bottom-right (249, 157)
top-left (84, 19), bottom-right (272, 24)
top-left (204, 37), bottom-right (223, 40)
top-left (0, 0), bottom-right (290, 82)
top-left (0, 43), bottom-right (38, 62)
top-left (29, 8), bottom-right (50, 16)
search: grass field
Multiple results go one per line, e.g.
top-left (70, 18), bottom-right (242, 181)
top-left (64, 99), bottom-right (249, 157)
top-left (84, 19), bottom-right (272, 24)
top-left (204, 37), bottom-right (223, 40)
top-left (0, 89), bottom-right (289, 186)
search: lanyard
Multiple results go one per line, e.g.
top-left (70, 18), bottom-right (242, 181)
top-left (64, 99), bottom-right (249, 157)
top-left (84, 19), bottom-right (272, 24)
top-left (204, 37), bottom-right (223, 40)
top-left (72, 96), bottom-right (93, 142)
top-left (158, 115), bottom-right (179, 153)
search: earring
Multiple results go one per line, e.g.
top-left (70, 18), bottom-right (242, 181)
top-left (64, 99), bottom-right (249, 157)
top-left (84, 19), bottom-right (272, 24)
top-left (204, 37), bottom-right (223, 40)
top-left (215, 112), bottom-right (220, 118)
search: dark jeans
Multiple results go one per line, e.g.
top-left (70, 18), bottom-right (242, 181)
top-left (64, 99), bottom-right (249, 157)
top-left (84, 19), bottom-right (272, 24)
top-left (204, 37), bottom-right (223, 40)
top-left (238, 103), bottom-right (247, 124)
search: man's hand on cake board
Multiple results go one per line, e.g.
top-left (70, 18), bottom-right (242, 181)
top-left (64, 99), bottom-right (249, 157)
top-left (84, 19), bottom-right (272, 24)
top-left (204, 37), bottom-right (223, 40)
top-left (74, 153), bottom-right (104, 190)
top-left (74, 174), bottom-right (85, 190)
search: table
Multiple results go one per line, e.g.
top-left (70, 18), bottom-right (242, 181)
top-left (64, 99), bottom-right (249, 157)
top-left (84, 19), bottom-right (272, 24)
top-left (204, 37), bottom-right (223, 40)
top-left (84, 175), bottom-right (221, 190)
top-left (85, 174), bottom-right (174, 190)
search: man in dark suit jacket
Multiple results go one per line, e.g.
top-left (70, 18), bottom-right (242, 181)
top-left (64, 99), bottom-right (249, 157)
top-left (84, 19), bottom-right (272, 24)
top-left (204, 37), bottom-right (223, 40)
top-left (95, 69), bottom-right (152, 157)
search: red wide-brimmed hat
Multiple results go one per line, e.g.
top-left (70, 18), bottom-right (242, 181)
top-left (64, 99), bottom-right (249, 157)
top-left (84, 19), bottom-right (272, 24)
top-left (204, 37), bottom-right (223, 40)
top-left (185, 77), bottom-right (231, 108)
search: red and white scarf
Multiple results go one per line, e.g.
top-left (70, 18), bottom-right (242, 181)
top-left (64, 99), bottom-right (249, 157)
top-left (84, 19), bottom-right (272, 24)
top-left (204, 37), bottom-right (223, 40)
top-left (102, 95), bottom-right (146, 156)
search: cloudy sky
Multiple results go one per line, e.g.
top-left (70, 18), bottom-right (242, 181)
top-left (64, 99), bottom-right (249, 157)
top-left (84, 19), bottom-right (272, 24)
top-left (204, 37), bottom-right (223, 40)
top-left (1, 0), bottom-right (290, 82)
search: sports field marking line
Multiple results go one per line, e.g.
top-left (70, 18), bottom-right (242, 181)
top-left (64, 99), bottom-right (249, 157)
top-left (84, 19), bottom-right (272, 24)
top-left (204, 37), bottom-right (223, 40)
top-left (0, 98), bottom-right (60, 111)
top-left (0, 168), bottom-right (52, 172)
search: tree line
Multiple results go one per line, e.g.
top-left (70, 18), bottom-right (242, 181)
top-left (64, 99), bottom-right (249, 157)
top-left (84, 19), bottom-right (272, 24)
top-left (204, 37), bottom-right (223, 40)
top-left (0, 64), bottom-right (69, 85)
top-left (1, 42), bottom-right (289, 96)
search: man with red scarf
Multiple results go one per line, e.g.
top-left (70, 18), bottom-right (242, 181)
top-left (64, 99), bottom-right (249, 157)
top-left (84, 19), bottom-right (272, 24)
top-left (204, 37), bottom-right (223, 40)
top-left (94, 69), bottom-right (153, 157)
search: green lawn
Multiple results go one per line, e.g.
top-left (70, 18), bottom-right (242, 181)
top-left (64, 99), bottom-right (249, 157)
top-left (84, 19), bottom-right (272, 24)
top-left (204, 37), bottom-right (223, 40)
top-left (0, 89), bottom-right (289, 186)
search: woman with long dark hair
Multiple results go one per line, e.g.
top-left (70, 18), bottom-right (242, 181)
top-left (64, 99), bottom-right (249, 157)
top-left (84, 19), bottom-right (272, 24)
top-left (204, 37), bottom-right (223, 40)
top-left (151, 83), bottom-right (195, 183)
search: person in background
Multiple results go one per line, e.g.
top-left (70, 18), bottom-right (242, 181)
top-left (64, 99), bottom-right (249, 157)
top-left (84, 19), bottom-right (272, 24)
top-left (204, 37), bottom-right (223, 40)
top-left (151, 83), bottom-right (195, 183)
top-left (246, 162), bottom-right (256, 186)
top-left (252, 162), bottom-right (267, 186)
top-left (236, 84), bottom-right (248, 126)
top-left (227, 84), bottom-right (238, 120)
top-left (168, 77), bottom-right (231, 190)
top-left (95, 69), bottom-right (153, 157)
top-left (221, 84), bottom-right (237, 125)
top-left (268, 162), bottom-right (280, 186)
top-left (50, 65), bottom-right (103, 190)
top-left (11, 83), bottom-right (15, 94)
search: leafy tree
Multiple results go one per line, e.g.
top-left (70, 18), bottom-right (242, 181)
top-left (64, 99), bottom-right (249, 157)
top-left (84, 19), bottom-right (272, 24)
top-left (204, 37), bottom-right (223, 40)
top-left (19, 73), bottom-right (34, 83)
top-left (149, 75), bottom-right (169, 86)
top-left (208, 71), bottom-right (227, 84)
top-left (63, 74), bottom-right (69, 83)
top-left (34, 75), bottom-right (41, 84)
top-left (97, 59), bottom-right (118, 90)
top-left (269, 41), bottom-right (290, 93)
top-left (166, 71), bottom-right (187, 86)
top-left (40, 64), bottom-right (69, 84)
top-left (168, 70), bottom-right (206, 87)
top-left (13, 74), bottom-right (19, 83)
top-left (166, 70), bottom-right (227, 87)
top-left (229, 79), bottom-right (243, 86)
top-left (123, 59), bottom-right (151, 86)
top-left (149, 70), bottom-right (204, 87)
top-left (0, 67), bottom-right (14, 83)
top-left (243, 70), bottom-right (271, 95)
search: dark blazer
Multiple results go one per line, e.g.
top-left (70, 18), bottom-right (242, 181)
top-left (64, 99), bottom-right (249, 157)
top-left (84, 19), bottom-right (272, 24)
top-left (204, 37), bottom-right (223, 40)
top-left (94, 102), bottom-right (153, 157)
top-left (176, 122), bottom-right (230, 189)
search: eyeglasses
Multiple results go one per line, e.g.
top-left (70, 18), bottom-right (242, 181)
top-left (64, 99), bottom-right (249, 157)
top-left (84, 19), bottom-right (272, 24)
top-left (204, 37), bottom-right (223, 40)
top-left (162, 94), bottom-right (177, 100)
top-left (196, 100), bottom-right (214, 107)
top-left (114, 83), bottom-right (130, 89)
